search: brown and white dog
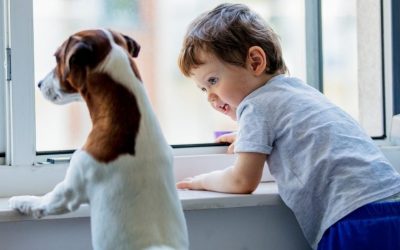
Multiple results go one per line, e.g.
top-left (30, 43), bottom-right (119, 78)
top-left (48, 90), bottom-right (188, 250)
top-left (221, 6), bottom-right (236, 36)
top-left (9, 29), bottom-right (189, 250)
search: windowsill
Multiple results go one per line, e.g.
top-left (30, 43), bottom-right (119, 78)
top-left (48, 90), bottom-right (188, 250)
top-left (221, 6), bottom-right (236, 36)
top-left (0, 145), bottom-right (397, 223)
top-left (0, 182), bottom-right (281, 223)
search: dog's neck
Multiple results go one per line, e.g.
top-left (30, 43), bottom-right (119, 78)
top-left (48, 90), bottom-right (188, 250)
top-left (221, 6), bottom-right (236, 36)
top-left (80, 72), bottom-right (141, 163)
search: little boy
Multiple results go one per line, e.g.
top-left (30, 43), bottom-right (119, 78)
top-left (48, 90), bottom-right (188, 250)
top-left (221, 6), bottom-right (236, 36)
top-left (176, 3), bottom-right (400, 250)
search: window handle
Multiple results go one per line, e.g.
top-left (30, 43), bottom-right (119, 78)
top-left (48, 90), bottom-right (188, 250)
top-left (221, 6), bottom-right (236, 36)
top-left (46, 157), bottom-right (71, 164)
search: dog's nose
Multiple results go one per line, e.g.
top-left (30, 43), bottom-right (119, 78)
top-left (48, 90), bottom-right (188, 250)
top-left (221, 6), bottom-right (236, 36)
top-left (37, 81), bottom-right (42, 89)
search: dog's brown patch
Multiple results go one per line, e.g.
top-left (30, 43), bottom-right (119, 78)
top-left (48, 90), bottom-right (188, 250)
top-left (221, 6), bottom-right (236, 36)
top-left (50, 29), bottom-right (144, 163)
top-left (82, 72), bottom-right (141, 163)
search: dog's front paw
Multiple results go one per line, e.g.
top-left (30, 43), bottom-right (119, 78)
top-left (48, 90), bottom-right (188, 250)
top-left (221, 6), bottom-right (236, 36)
top-left (9, 196), bottom-right (46, 219)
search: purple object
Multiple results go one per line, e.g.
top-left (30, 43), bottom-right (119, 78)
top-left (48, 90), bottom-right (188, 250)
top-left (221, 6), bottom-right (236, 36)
top-left (214, 130), bottom-right (234, 139)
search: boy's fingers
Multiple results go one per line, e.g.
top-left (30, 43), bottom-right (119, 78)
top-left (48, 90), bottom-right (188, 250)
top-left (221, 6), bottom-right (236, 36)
top-left (216, 136), bottom-right (232, 143)
top-left (176, 181), bottom-right (190, 189)
top-left (227, 143), bottom-right (235, 154)
top-left (215, 136), bottom-right (227, 143)
top-left (215, 132), bottom-right (236, 143)
top-left (176, 178), bottom-right (194, 189)
top-left (176, 176), bottom-right (205, 190)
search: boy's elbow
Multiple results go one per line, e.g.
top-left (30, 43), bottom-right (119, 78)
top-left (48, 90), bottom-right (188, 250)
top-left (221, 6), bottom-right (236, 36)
top-left (233, 178), bottom-right (260, 194)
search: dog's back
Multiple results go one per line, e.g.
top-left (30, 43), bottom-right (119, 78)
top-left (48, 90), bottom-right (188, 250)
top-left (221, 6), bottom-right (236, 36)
top-left (11, 29), bottom-right (189, 250)
top-left (79, 29), bottom-right (188, 250)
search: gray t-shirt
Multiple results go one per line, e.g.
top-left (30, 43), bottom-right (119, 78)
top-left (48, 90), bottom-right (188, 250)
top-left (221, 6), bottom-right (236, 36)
top-left (235, 74), bottom-right (400, 249)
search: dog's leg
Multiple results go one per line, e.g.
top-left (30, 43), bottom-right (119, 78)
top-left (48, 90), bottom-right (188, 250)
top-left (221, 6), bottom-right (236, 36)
top-left (9, 162), bottom-right (87, 219)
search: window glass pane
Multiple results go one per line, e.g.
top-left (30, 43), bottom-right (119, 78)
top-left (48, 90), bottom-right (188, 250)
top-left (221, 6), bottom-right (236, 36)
top-left (393, 0), bottom-right (400, 115)
top-left (0, 6), bottom-right (5, 154)
top-left (0, 80), bottom-right (5, 154)
top-left (34, 0), bottom-right (305, 151)
top-left (321, 0), bottom-right (384, 137)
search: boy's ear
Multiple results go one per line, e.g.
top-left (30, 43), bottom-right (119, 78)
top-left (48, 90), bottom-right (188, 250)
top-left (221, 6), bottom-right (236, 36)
top-left (247, 46), bottom-right (267, 76)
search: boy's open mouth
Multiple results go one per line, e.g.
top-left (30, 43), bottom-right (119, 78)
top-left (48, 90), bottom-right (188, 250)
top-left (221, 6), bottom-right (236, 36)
top-left (219, 103), bottom-right (230, 114)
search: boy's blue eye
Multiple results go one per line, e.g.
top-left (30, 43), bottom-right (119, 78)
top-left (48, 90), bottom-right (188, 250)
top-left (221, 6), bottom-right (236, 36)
top-left (201, 87), bottom-right (207, 92)
top-left (208, 77), bottom-right (218, 85)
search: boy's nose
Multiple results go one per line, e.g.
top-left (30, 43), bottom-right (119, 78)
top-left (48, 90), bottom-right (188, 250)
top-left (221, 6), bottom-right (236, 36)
top-left (208, 92), bottom-right (217, 103)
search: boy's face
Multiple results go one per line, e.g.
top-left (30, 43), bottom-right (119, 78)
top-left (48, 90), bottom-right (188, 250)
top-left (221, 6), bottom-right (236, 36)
top-left (191, 51), bottom-right (262, 121)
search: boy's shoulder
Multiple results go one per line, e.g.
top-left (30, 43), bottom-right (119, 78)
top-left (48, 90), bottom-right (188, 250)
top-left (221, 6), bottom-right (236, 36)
top-left (238, 74), bottom-right (330, 119)
top-left (246, 75), bottom-right (309, 101)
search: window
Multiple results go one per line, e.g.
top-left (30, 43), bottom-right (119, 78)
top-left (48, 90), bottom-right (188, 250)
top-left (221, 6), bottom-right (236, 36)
top-left (33, 0), bottom-right (306, 152)
top-left (0, 83), bottom-right (5, 156)
top-left (322, 0), bottom-right (385, 138)
top-left (0, 0), bottom-right (5, 157)
top-left (0, 51), bottom-right (5, 156)
top-left (392, 0), bottom-right (400, 115)
top-left (0, 0), bottom-right (396, 169)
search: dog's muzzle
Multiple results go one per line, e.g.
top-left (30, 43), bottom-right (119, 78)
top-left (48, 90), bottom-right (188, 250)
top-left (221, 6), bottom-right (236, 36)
top-left (37, 70), bottom-right (82, 105)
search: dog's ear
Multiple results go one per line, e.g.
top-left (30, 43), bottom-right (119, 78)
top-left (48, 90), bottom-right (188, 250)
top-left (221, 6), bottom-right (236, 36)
top-left (63, 39), bottom-right (94, 81)
top-left (67, 41), bottom-right (93, 70)
top-left (123, 35), bottom-right (140, 58)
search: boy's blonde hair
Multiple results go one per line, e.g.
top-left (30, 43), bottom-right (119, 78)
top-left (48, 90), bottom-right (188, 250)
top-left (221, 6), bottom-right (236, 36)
top-left (178, 3), bottom-right (288, 77)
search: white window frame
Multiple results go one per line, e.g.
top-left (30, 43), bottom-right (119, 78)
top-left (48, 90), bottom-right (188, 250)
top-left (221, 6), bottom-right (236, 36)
top-left (0, 0), bottom-right (397, 198)
top-left (2, 0), bottom-right (36, 166)
top-left (382, 0), bottom-right (395, 139)
top-left (0, 0), bottom-right (6, 161)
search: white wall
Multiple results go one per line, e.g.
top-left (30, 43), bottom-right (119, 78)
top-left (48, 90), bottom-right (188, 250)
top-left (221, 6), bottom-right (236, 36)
top-left (0, 148), bottom-right (397, 250)
top-left (0, 205), bottom-right (311, 250)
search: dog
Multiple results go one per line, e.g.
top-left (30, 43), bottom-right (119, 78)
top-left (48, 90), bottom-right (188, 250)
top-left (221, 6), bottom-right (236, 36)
top-left (9, 29), bottom-right (189, 250)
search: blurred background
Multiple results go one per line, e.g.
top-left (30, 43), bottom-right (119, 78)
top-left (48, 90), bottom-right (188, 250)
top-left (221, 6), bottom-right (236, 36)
top-left (33, 0), bottom-right (375, 152)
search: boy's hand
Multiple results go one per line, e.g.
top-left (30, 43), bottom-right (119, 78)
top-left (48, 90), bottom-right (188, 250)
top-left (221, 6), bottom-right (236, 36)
top-left (215, 132), bottom-right (236, 154)
top-left (176, 175), bottom-right (206, 190)
top-left (176, 152), bottom-right (266, 194)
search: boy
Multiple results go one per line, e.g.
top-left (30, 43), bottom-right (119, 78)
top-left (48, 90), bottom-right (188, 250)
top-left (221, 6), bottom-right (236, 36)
top-left (176, 3), bottom-right (400, 250)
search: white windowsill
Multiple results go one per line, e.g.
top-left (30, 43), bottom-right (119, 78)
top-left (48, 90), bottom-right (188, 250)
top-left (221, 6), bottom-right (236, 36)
top-left (0, 145), bottom-right (397, 223)
top-left (0, 182), bottom-right (281, 223)
top-left (0, 153), bottom-right (275, 198)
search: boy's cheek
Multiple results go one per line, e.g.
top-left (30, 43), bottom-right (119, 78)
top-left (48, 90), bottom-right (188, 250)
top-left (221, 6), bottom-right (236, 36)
top-left (229, 113), bottom-right (237, 121)
top-left (209, 102), bottom-right (220, 112)
top-left (228, 107), bottom-right (237, 121)
top-left (208, 102), bottom-right (237, 120)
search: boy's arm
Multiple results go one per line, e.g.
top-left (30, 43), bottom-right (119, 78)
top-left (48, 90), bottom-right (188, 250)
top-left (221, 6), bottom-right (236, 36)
top-left (176, 152), bottom-right (266, 194)
top-left (215, 132), bottom-right (236, 154)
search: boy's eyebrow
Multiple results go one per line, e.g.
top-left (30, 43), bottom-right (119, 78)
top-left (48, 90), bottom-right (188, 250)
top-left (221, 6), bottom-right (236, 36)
top-left (199, 74), bottom-right (212, 84)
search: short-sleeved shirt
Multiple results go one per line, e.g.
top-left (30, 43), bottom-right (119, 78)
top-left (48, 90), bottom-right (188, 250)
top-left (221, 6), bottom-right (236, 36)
top-left (234, 74), bottom-right (400, 249)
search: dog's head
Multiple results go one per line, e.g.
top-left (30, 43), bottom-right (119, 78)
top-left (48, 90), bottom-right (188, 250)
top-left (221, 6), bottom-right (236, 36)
top-left (37, 29), bottom-right (142, 104)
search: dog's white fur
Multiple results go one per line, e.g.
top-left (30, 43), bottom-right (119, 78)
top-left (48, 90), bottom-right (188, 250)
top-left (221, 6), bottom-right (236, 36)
top-left (9, 29), bottom-right (189, 250)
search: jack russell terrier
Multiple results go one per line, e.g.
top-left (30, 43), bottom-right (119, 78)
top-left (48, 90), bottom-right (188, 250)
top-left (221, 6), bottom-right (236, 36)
top-left (9, 29), bottom-right (189, 250)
